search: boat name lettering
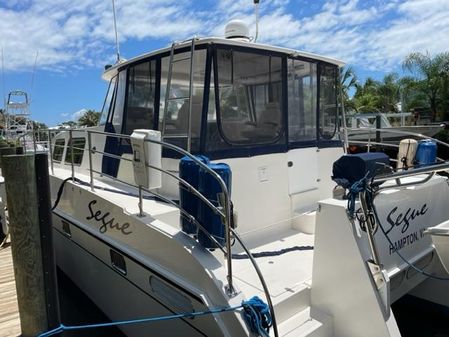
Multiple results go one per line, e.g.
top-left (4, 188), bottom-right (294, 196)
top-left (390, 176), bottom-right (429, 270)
top-left (86, 200), bottom-right (132, 235)
top-left (386, 204), bottom-right (428, 235)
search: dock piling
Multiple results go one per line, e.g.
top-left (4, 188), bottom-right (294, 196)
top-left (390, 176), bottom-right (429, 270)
top-left (3, 153), bottom-right (59, 337)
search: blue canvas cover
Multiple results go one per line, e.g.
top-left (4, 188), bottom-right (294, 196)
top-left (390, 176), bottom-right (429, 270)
top-left (332, 152), bottom-right (390, 188)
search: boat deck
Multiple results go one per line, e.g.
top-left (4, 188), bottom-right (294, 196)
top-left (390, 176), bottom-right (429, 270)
top-left (232, 228), bottom-right (314, 301)
top-left (52, 168), bottom-right (316, 308)
top-left (0, 243), bottom-right (20, 337)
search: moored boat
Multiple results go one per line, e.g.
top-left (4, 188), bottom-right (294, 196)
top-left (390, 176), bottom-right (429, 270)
top-left (28, 21), bottom-right (449, 337)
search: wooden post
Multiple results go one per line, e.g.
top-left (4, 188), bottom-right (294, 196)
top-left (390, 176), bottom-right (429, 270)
top-left (3, 154), bottom-right (48, 337)
top-left (34, 153), bottom-right (61, 330)
top-left (0, 147), bottom-right (17, 169)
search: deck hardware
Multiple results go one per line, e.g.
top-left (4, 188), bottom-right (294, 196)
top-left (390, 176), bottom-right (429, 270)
top-left (61, 220), bottom-right (71, 238)
top-left (110, 250), bottom-right (127, 275)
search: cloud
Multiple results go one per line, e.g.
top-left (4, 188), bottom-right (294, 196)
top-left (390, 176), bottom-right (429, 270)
top-left (60, 108), bottom-right (86, 121)
top-left (1, 0), bottom-right (449, 75)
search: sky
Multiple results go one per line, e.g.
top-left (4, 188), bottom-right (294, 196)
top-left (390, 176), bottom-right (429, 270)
top-left (1, 0), bottom-right (449, 126)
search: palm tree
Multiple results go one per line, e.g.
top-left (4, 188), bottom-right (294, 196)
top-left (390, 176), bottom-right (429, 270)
top-left (376, 73), bottom-right (401, 113)
top-left (338, 66), bottom-right (357, 111)
top-left (78, 110), bottom-right (101, 127)
top-left (353, 77), bottom-right (380, 112)
top-left (403, 52), bottom-right (449, 121)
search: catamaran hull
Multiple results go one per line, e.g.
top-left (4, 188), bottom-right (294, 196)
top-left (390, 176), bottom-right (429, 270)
top-left (49, 175), bottom-right (247, 337)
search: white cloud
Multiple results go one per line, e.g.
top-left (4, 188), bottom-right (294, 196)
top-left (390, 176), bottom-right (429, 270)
top-left (1, 0), bottom-right (449, 75)
top-left (72, 108), bottom-right (87, 120)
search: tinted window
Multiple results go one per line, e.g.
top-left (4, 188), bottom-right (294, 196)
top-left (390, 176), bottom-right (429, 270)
top-left (319, 64), bottom-right (338, 139)
top-left (100, 77), bottom-right (117, 126)
top-left (287, 59), bottom-right (317, 142)
top-left (53, 139), bottom-right (65, 162)
top-left (216, 49), bottom-right (283, 145)
top-left (65, 137), bottom-right (86, 165)
top-left (109, 70), bottom-right (127, 132)
top-left (124, 61), bottom-right (156, 134)
top-left (159, 50), bottom-right (206, 150)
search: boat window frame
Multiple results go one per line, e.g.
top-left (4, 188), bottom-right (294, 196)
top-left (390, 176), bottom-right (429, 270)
top-left (99, 76), bottom-right (117, 126)
top-left (285, 56), bottom-right (341, 149)
top-left (317, 62), bottom-right (339, 141)
top-left (64, 137), bottom-right (86, 166)
top-left (286, 56), bottom-right (319, 148)
top-left (52, 138), bottom-right (65, 162)
top-left (123, 58), bottom-right (158, 135)
top-left (205, 43), bottom-right (287, 158)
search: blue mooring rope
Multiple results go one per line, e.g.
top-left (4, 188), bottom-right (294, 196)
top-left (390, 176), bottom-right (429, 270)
top-left (346, 172), bottom-right (370, 218)
top-left (37, 296), bottom-right (272, 337)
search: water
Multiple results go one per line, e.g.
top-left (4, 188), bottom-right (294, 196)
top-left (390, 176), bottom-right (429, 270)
top-left (393, 295), bottom-right (449, 337)
top-left (57, 269), bottom-right (126, 337)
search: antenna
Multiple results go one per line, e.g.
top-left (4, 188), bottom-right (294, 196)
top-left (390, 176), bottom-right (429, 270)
top-left (1, 47), bottom-right (5, 107)
top-left (254, 0), bottom-right (260, 42)
top-left (30, 51), bottom-right (39, 100)
top-left (112, 0), bottom-right (121, 63)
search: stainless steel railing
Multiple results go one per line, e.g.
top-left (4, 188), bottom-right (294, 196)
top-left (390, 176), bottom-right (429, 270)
top-left (40, 128), bottom-right (238, 296)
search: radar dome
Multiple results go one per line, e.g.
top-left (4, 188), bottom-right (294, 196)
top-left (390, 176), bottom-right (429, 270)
top-left (224, 20), bottom-right (250, 41)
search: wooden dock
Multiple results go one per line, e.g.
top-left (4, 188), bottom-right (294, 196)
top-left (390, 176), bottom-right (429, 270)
top-left (0, 243), bottom-right (21, 337)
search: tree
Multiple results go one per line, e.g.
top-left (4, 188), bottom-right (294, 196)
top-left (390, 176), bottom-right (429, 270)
top-left (376, 73), bottom-right (401, 113)
top-left (60, 120), bottom-right (77, 128)
top-left (32, 121), bottom-right (49, 140)
top-left (338, 66), bottom-right (357, 111)
top-left (78, 109), bottom-right (100, 127)
top-left (353, 74), bottom-right (401, 113)
top-left (403, 52), bottom-right (449, 121)
top-left (353, 77), bottom-right (381, 112)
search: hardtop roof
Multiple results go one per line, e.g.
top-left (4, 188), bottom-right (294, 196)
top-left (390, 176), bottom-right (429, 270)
top-left (102, 37), bottom-right (345, 80)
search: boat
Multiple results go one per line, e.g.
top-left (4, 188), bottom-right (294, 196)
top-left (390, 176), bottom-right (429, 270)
top-left (1, 90), bottom-right (47, 152)
top-left (347, 112), bottom-right (444, 144)
top-left (31, 20), bottom-right (449, 336)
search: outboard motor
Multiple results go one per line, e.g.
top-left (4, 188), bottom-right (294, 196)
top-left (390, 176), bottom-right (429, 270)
top-left (198, 163), bottom-right (232, 248)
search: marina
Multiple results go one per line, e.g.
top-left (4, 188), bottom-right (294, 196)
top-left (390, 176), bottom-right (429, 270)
top-left (1, 1), bottom-right (449, 337)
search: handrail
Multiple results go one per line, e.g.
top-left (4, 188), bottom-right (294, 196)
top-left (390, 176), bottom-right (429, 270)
top-left (45, 128), bottom-right (237, 297)
top-left (23, 126), bottom-right (279, 335)
top-left (87, 129), bottom-right (236, 295)
top-left (89, 167), bottom-right (227, 255)
top-left (346, 126), bottom-right (449, 149)
top-left (373, 161), bottom-right (449, 184)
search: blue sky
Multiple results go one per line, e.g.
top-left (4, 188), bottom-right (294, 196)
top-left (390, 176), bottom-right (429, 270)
top-left (1, 0), bottom-right (449, 126)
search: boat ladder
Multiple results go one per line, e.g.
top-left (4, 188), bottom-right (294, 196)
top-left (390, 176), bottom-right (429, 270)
top-left (161, 38), bottom-right (197, 152)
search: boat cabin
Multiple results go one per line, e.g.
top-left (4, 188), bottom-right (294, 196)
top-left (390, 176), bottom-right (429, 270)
top-left (53, 37), bottom-right (345, 239)
top-left (99, 37), bottom-right (343, 160)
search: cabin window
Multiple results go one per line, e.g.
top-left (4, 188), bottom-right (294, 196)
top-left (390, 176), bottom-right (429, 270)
top-left (287, 59), bottom-right (317, 142)
top-left (319, 64), bottom-right (338, 139)
top-left (124, 60), bottom-right (156, 134)
top-left (99, 76), bottom-right (117, 126)
top-left (65, 137), bottom-right (86, 165)
top-left (159, 50), bottom-right (206, 151)
top-left (109, 70), bottom-right (127, 132)
top-left (52, 139), bottom-right (65, 162)
top-left (216, 49), bottom-right (283, 145)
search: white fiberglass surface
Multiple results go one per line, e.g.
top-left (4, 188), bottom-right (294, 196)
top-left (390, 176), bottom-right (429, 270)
top-left (232, 228), bottom-right (314, 298)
